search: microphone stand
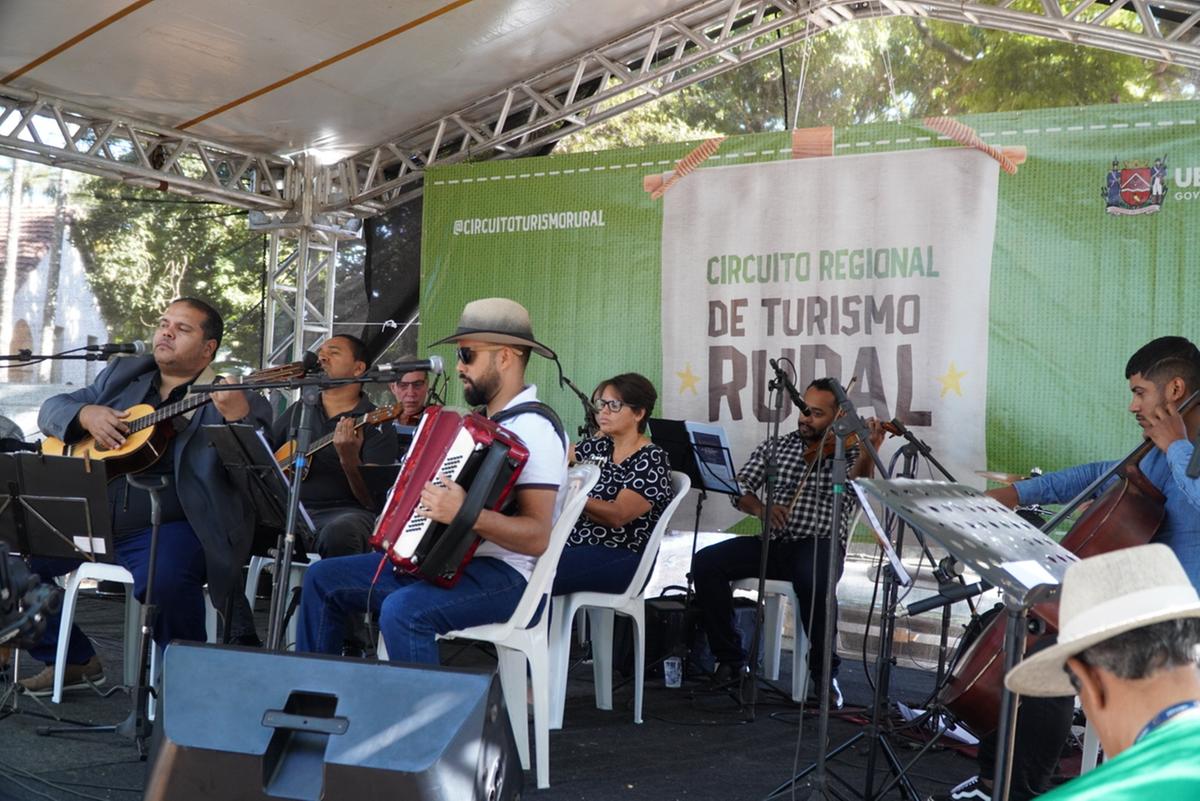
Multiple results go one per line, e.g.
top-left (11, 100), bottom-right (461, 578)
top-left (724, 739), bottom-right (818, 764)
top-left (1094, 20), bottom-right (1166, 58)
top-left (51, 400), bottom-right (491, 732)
top-left (740, 379), bottom-right (788, 720)
top-left (193, 370), bottom-right (410, 652)
top-left (556, 366), bottom-right (597, 438)
top-left (0, 351), bottom-right (111, 361)
top-left (804, 379), bottom-right (888, 801)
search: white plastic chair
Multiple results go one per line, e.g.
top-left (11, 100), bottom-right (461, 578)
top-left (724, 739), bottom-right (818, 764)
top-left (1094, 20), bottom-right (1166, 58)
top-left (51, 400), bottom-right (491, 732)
top-left (52, 562), bottom-right (217, 704)
top-left (380, 464), bottom-right (598, 790)
top-left (245, 552), bottom-right (320, 649)
top-left (549, 471), bottom-right (691, 729)
top-left (729, 578), bottom-right (810, 703)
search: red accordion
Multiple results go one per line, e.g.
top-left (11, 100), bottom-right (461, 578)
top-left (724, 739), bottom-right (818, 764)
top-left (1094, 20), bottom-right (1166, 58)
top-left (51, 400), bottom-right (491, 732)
top-left (369, 406), bottom-right (528, 586)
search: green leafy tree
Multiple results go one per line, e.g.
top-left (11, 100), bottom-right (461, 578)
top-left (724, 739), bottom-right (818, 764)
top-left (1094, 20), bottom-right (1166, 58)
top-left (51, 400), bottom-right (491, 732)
top-left (69, 180), bottom-right (267, 369)
top-left (559, 19), bottom-right (1189, 152)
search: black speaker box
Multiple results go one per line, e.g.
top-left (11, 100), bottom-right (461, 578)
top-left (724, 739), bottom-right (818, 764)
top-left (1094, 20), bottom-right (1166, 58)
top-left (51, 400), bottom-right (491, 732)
top-left (145, 643), bottom-right (521, 801)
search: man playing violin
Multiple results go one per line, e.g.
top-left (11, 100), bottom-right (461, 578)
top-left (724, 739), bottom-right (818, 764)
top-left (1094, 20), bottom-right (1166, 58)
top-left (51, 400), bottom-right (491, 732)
top-left (388, 368), bottom-right (430, 453)
top-left (931, 335), bottom-right (1200, 801)
top-left (270, 334), bottom-right (397, 560)
top-left (692, 377), bottom-right (885, 707)
top-left (17, 298), bottom-right (272, 695)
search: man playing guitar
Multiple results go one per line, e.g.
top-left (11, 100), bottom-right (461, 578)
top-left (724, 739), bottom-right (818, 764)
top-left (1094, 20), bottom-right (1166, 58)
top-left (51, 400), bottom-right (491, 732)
top-left (270, 334), bottom-right (397, 559)
top-left (19, 298), bottom-right (272, 695)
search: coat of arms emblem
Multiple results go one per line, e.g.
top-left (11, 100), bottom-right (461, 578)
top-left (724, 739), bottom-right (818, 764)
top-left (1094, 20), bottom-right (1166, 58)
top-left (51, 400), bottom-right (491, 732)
top-left (1104, 157), bottom-right (1167, 215)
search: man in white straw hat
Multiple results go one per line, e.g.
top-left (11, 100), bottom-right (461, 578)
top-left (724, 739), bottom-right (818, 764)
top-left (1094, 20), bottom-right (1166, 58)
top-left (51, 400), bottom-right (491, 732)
top-left (1003, 543), bottom-right (1200, 800)
top-left (296, 298), bottom-right (568, 664)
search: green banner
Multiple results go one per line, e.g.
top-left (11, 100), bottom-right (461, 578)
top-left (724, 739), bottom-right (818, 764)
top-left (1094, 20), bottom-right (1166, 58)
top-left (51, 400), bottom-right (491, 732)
top-left (421, 100), bottom-right (1200, 489)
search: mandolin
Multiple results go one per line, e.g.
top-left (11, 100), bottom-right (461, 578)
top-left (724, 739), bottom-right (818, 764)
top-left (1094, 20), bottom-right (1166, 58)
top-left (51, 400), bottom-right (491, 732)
top-left (41, 360), bottom-right (307, 480)
top-left (273, 402), bottom-right (404, 478)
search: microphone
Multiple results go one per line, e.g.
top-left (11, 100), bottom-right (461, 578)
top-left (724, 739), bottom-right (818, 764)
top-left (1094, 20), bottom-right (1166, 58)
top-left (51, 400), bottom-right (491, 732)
top-left (302, 351), bottom-right (321, 374)
top-left (900, 580), bottom-right (991, 617)
top-left (371, 356), bottom-right (445, 376)
top-left (768, 358), bottom-right (810, 416)
top-left (87, 340), bottom-right (147, 356)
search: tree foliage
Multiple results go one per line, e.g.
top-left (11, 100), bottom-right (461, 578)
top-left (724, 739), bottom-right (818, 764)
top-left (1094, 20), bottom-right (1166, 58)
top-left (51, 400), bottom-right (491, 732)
top-left (559, 18), bottom-right (1191, 152)
top-left (68, 181), bottom-right (267, 368)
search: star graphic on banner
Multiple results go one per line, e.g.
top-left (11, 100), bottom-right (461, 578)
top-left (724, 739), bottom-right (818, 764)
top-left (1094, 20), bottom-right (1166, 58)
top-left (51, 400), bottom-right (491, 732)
top-left (677, 363), bottom-right (700, 395)
top-left (937, 362), bottom-right (968, 398)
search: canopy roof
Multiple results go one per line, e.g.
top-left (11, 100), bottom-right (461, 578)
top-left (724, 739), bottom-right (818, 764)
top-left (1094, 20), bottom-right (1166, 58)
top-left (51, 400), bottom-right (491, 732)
top-left (4, 0), bottom-right (1200, 215)
top-left (0, 0), bottom-right (693, 161)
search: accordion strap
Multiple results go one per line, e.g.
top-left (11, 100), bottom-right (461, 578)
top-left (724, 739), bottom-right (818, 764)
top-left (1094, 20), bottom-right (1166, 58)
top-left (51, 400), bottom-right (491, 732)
top-left (490, 401), bottom-right (568, 448)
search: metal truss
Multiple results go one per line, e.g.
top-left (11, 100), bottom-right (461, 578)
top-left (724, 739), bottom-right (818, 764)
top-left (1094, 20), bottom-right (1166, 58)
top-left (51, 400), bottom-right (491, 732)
top-left (0, 85), bottom-right (293, 210)
top-left (259, 156), bottom-right (363, 364)
top-left (321, 0), bottom-right (1200, 214)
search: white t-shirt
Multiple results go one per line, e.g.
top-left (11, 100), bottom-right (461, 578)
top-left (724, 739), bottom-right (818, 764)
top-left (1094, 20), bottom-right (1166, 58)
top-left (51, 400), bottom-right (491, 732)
top-left (474, 384), bottom-right (568, 579)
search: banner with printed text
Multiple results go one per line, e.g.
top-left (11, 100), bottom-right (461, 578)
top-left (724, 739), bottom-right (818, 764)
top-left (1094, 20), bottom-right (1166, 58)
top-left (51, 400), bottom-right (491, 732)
top-left (421, 100), bottom-right (1200, 530)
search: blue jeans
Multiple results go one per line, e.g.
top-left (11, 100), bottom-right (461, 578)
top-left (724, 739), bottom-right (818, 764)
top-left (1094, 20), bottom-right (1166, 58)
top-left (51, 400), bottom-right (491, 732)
top-left (297, 552), bottom-right (527, 665)
top-left (551, 545), bottom-right (643, 596)
top-left (27, 520), bottom-right (208, 666)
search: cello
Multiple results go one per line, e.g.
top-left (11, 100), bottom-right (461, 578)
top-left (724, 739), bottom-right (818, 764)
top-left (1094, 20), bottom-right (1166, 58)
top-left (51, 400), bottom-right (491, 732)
top-left (938, 389), bottom-right (1200, 735)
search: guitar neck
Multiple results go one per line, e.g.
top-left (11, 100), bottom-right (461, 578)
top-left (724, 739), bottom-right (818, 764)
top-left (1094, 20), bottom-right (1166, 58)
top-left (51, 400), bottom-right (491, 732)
top-left (280, 414), bottom-right (372, 468)
top-left (125, 392), bottom-right (211, 434)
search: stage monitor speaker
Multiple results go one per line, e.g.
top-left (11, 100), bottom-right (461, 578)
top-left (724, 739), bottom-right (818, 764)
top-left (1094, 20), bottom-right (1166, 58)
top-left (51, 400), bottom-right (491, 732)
top-left (145, 643), bottom-right (521, 801)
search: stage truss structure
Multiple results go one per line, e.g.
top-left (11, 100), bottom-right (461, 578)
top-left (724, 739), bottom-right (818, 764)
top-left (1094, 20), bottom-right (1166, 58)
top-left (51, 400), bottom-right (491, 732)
top-left (4, 0), bottom-right (1200, 362)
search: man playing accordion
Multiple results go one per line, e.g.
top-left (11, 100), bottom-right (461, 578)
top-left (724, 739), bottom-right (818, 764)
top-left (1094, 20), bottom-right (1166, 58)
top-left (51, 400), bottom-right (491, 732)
top-left (296, 298), bottom-right (567, 664)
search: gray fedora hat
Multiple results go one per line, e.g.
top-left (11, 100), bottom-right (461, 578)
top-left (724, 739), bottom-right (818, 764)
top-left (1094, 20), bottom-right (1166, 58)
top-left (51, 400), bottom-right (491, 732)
top-left (1005, 544), bottom-right (1200, 697)
top-left (430, 297), bottom-right (556, 359)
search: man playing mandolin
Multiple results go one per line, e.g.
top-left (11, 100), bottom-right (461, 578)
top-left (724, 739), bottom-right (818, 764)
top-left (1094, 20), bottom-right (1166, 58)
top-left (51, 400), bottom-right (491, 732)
top-left (270, 334), bottom-right (398, 560)
top-left (19, 298), bottom-right (272, 695)
top-left (932, 335), bottom-right (1200, 801)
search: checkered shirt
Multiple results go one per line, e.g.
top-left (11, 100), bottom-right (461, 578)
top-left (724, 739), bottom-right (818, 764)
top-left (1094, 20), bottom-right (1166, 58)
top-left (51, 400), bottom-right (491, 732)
top-left (733, 429), bottom-right (860, 542)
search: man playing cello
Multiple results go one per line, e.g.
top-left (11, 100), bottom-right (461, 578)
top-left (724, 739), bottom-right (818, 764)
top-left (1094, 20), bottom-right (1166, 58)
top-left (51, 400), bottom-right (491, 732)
top-left (932, 335), bottom-right (1200, 801)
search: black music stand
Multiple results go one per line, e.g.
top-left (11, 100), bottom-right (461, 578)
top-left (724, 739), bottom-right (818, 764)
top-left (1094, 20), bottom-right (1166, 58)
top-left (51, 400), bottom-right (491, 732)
top-left (0, 453), bottom-right (112, 563)
top-left (0, 453), bottom-right (112, 719)
top-left (853, 479), bottom-right (1076, 801)
top-left (648, 418), bottom-right (741, 601)
top-left (206, 424), bottom-right (317, 644)
top-left (206, 424), bottom-right (316, 549)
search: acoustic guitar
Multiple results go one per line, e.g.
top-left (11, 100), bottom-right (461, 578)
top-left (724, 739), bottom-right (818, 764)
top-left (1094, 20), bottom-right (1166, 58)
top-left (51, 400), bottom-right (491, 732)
top-left (273, 402), bottom-right (405, 478)
top-left (41, 361), bottom-right (307, 479)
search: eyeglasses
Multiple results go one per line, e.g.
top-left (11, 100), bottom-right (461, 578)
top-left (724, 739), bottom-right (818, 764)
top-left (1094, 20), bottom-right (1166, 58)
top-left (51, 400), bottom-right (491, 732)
top-left (456, 345), bottom-right (512, 365)
top-left (593, 398), bottom-right (631, 413)
top-left (392, 379), bottom-right (426, 391)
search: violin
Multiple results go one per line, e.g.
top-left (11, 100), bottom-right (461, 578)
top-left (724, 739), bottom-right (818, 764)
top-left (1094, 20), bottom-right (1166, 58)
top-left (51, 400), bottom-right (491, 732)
top-left (772, 418), bottom-right (901, 517)
top-left (802, 419), bottom-right (901, 464)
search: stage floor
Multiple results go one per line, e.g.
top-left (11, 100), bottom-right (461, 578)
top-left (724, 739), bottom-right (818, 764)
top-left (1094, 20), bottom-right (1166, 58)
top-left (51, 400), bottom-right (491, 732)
top-left (0, 587), bottom-right (998, 801)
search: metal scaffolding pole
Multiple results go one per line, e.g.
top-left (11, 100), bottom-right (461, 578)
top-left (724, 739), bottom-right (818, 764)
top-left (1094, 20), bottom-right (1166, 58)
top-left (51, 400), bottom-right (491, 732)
top-left (257, 155), bottom-right (362, 366)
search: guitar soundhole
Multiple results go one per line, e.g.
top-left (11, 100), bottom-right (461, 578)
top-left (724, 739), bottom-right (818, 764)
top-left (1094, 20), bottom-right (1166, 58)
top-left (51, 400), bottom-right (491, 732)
top-left (95, 442), bottom-right (110, 453)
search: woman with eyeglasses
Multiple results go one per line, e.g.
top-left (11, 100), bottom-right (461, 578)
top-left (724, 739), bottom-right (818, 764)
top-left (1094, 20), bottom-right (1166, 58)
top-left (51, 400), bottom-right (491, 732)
top-left (552, 373), bottom-right (674, 597)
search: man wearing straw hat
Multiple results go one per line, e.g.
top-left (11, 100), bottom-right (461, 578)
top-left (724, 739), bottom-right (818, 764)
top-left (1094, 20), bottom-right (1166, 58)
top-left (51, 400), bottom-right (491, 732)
top-left (296, 298), bottom-right (568, 664)
top-left (1003, 544), bottom-right (1200, 799)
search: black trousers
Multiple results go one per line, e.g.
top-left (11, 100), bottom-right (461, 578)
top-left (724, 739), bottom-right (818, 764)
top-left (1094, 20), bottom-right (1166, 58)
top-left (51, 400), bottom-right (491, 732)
top-left (975, 632), bottom-right (1075, 800)
top-left (692, 535), bottom-right (844, 678)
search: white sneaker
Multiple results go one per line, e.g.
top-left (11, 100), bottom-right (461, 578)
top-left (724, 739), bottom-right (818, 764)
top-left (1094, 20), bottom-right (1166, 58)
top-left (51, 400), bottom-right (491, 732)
top-left (927, 775), bottom-right (991, 801)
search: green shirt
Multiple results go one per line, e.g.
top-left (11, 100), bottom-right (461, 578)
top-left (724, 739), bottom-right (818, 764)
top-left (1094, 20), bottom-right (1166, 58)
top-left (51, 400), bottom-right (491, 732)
top-left (1040, 711), bottom-right (1200, 800)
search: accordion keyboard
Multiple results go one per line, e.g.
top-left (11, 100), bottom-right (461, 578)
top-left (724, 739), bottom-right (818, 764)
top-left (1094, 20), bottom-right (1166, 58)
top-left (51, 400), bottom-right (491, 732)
top-left (394, 428), bottom-right (478, 557)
